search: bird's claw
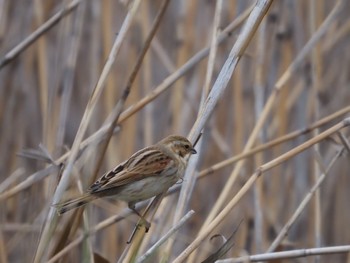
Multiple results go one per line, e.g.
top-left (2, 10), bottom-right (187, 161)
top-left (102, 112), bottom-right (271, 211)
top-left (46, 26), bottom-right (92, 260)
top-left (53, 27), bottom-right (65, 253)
top-left (138, 219), bottom-right (151, 232)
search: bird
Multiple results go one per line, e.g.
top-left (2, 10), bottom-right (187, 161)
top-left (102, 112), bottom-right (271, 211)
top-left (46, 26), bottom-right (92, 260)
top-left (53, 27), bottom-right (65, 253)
top-left (55, 135), bottom-right (196, 228)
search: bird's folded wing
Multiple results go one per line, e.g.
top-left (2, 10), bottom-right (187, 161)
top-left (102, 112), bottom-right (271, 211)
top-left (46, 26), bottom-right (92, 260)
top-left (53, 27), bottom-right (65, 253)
top-left (88, 148), bottom-right (175, 193)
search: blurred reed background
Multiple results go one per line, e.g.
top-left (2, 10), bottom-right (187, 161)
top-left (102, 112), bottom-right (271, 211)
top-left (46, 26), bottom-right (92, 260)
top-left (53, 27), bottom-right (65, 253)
top-left (1, 0), bottom-right (350, 262)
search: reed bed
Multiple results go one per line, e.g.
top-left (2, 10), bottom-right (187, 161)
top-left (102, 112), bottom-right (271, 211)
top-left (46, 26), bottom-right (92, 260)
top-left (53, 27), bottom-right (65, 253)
top-left (1, 0), bottom-right (350, 262)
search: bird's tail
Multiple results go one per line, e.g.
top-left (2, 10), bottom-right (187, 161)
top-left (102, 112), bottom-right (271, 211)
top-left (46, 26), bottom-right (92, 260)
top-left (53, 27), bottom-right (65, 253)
top-left (55, 194), bottom-right (97, 215)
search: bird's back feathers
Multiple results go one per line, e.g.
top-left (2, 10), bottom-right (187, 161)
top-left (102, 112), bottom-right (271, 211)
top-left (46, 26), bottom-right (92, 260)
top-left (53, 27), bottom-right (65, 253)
top-left (88, 147), bottom-right (176, 194)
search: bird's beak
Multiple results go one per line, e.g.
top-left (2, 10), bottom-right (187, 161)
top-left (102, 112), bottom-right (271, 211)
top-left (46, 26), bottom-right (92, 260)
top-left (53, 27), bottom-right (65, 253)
top-left (190, 148), bottom-right (197, 154)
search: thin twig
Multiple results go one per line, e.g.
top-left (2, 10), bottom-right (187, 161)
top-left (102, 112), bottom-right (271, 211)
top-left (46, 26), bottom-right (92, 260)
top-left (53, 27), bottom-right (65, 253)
top-left (122, 192), bottom-right (165, 263)
top-left (172, 1), bottom-right (224, 260)
top-left (89, 0), bottom-right (171, 184)
top-left (173, 118), bottom-right (350, 262)
top-left (217, 245), bottom-right (350, 262)
top-left (192, 1), bottom-right (344, 248)
top-left (0, 168), bottom-right (24, 194)
top-left (266, 147), bottom-right (344, 252)
top-left (136, 210), bottom-right (195, 263)
top-left (336, 132), bottom-right (350, 155)
top-left (44, 117), bottom-right (350, 262)
top-left (0, 2), bottom-right (252, 202)
top-left (1, 105), bottom-right (347, 202)
top-left (0, 0), bottom-right (82, 69)
top-left (197, 106), bottom-right (350, 179)
top-left (33, 1), bottom-right (142, 262)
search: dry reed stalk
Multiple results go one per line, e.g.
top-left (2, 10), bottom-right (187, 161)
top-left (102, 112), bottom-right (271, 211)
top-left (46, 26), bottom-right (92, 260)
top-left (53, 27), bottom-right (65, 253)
top-left (45, 8), bottom-right (87, 257)
top-left (0, 1), bottom-right (251, 206)
top-left (42, 108), bottom-right (348, 261)
top-left (0, 168), bottom-right (24, 193)
top-left (47, 202), bottom-right (149, 263)
top-left (171, 1), bottom-right (224, 260)
top-left (137, 210), bottom-right (194, 263)
top-left (151, 37), bottom-right (176, 73)
top-left (99, 0), bottom-right (172, 257)
top-left (171, 0), bottom-right (193, 134)
top-left (309, 1), bottom-right (324, 261)
top-left (174, 118), bottom-right (350, 262)
top-left (90, 0), bottom-right (171, 185)
top-left (121, 193), bottom-right (165, 262)
top-left (187, 1), bottom-right (278, 261)
top-left (56, 3), bottom-right (85, 150)
top-left (218, 245), bottom-right (350, 263)
top-left (140, 1), bottom-right (153, 146)
top-left (187, 0), bottom-right (273, 144)
top-left (197, 105), bottom-right (350, 178)
top-left (252, 16), bottom-right (267, 255)
top-left (1, 104), bottom-right (347, 203)
top-left (133, 3), bottom-right (167, 258)
top-left (270, 2), bottom-right (293, 247)
top-left (323, 19), bottom-right (350, 52)
top-left (3, 104), bottom-right (345, 261)
top-left (232, 0), bottom-right (244, 158)
top-left (0, 166), bottom-right (60, 199)
top-left (33, 0), bottom-right (49, 151)
top-left (86, 0), bottom-right (172, 259)
top-left (33, 1), bottom-right (142, 262)
top-left (101, 0), bottom-right (121, 258)
top-left (13, 120), bottom-right (349, 263)
top-left (0, 0), bottom-right (9, 42)
top-left (102, 0), bottom-right (116, 116)
top-left (0, 0), bottom-right (82, 69)
top-left (0, 7), bottom-right (250, 204)
top-left (179, 2), bottom-right (274, 262)
top-left (0, 229), bottom-right (7, 263)
top-left (337, 132), bottom-right (350, 154)
top-left (266, 147), bottom-right (344, 253)
top-left (2, 1), bottom-right (350, 262)
top-left (190, 3), bottom-right (343, 260)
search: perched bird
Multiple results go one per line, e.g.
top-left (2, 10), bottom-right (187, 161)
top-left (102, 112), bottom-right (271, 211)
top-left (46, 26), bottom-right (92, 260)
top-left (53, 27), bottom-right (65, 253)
top-left (56, 135), bottom-right (196, 227)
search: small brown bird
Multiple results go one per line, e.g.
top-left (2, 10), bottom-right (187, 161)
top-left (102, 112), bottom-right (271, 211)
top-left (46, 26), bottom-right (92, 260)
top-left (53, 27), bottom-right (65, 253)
top-left (56, 135), bottom-right (196, 226)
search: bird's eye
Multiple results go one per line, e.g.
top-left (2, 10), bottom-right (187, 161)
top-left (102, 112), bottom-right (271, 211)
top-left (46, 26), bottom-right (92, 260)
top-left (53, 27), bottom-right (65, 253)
top-left (185, 145), bottom-right (189, 149)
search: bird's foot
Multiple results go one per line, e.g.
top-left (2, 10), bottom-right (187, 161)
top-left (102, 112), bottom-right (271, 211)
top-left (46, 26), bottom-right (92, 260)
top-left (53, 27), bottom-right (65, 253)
top-left (138, 218), bottom-right (151, 233)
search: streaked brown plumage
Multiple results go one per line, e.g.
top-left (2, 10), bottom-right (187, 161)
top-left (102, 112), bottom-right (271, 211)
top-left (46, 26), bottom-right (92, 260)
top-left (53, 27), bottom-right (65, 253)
top-left (56, 135), bottom-right (196, 222)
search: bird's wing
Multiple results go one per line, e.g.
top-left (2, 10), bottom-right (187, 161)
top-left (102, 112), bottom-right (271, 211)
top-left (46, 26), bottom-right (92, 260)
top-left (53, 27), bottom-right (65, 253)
top-left (88, 146), bottom-right (176, 193)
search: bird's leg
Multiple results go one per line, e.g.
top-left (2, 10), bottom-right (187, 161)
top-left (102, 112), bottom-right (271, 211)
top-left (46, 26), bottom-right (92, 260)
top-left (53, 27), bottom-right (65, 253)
top-left (126, 194), bottom-right (165, 244)
top-left (128, 203), bottom-right (151, 232)
top-left (126, 203), bottom-right (151, 244)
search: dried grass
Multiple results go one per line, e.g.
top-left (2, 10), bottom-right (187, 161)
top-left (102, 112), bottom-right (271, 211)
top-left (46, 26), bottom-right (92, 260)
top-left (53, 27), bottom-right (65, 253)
top-left (1, 0), bottom-right (350, 262)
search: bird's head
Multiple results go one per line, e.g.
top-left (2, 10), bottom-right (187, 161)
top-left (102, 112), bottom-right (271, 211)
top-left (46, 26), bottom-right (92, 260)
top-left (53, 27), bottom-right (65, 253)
top-left (160, 135), bottom-right (197, 158)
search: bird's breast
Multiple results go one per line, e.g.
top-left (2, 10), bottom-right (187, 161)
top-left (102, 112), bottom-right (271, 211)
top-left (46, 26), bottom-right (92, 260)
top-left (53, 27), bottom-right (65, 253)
top-left (115, 170), bottom-right (180, 203)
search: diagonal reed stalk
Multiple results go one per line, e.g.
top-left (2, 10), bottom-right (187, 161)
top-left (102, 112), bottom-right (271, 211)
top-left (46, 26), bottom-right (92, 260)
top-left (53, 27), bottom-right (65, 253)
top-left (0, 0), bottom-right (82, 69)
top-left (173, 117), bottom-right (350, 262)
top-left (217, 245), bottom-right (350, 262)
top-left (1, 1), bottom-right (350, 262)
top-left (33, 1), bottom-right (142, 262)
top-left (186, 1), bottom-right (343, 261)
top-left (0, 7), bottom-right (251, 204)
